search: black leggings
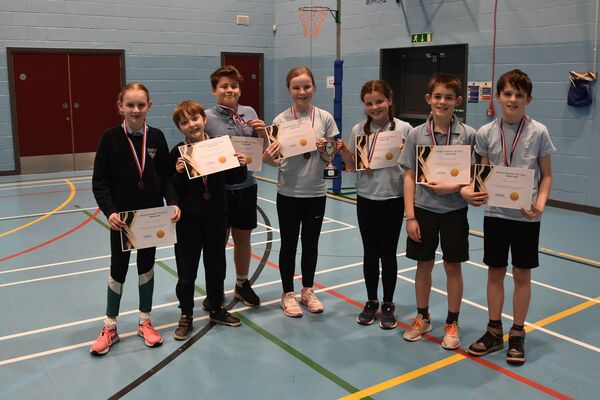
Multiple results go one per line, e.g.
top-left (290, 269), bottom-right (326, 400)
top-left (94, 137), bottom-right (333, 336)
top-left (277, 193), bottom-right (326, 293)
top-left (174, 214), bottom-right (227, 314)
top-left (356, 195), bottom-right (404, 302)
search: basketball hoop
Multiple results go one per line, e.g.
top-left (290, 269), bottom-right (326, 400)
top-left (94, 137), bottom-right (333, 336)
top-left (298, 6), bottom-right (331, 38)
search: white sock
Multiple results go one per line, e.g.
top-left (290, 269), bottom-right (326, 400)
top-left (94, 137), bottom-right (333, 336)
top-left (104, 317), bottom-right (117, 329)
top-left (236, 275), bottom-right (248, 286)
top-left (139, 312), bottom-right (151, 324)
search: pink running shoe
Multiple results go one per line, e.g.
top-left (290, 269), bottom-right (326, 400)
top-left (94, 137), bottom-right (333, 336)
top-left (90, 326), bottom-right (119, 356)
top-left (138, 320), bottom-right (163, 347)
top-left (300, 287), bottom-right (324, 313)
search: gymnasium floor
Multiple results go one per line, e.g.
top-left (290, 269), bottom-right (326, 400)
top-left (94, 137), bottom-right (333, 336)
top-left (0, 170), bottom-right (599, 400)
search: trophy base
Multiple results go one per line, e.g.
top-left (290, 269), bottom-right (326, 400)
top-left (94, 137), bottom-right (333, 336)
top-left (323, 168), bottom-right (339, 179)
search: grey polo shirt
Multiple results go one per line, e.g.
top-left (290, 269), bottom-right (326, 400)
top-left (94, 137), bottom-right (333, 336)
top-left (272, 106), bottom-right (339, 197)
top-left (475, 116), bottom-right (556, 222)
top-left (205, 104), bottom-right (259, 190)
top-left (399, 114), bottom-right (477, 214)
top-left (348, 117), bottom-right (411, 200)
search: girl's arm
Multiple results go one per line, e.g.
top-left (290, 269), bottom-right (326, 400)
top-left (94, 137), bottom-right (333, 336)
top-left (337, 139), bottom-right (355, 171)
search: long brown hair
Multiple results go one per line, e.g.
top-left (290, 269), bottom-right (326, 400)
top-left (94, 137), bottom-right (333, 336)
top-left (360, 80), bottom-right (395, 135)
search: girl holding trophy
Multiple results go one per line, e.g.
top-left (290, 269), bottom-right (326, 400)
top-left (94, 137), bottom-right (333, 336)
top-left (262, 66), bottom-right (338, 318)
top-left (338, 80), bottom-right (411, 329)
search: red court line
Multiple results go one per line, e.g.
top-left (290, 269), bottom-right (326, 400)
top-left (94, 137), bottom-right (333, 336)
top-left (0, 208), bottom-right (101, 263)
top-left (246, 249), bottom-right (572, 399)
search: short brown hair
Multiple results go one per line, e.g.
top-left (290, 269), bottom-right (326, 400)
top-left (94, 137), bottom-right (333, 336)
top-left (285, 66), bottom-right (316, 88)
top-left (172, 100), bottom-right (206, 127)
top-left (427, 74), bottom-right (462, 98)
top-left (497, 69), bottom-right (533, 97)
top-left (210, 65), bottom-right (243, 89)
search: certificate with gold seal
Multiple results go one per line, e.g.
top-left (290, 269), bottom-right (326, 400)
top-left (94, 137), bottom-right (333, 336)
top-left (355, 130), bottom-right (404, 171)
top-left (474, 164), bottom-right (534, 210)
top-left (415, 145), bottom-right (471, 185)
top-left (266, 119), bottom-right (317, 158)
top-left (178, 135), bottom-right (240, 178)
top-left (120, 206), bottom-right (177, 251)
top-left (230, 136), bottom-right (264, 172)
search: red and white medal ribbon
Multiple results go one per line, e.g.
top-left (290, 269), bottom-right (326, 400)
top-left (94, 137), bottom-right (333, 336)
top-left (291, 105), bottom-right (315, 128)
top-left (220, 105), bottom-right (246, 126)
top-left (499, 116), bottom-right (526, 167)
top-left (429, 118), bottom-right (451, 146)
top-left (366, 119), bottom-right (388, 163)
top-left (122, 122), bottom-right (147, 189)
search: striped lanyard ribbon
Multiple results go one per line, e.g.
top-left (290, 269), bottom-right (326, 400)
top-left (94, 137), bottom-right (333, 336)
top-left (122, 121), bottom-right (147, 180)
top-left (366, 119), bottom-right (388, 163)
top-left (291, 105), bottom-right (315, 128)
top-left (499, 116), bottom-right (526, 166)
top-left (429, 118), bottom-right (451, 146)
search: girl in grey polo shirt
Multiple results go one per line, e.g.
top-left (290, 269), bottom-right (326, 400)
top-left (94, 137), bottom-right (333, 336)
top-left (338, 80), bottom-right (411, 330)
top-left (263, 67), bottom-right (338, 318)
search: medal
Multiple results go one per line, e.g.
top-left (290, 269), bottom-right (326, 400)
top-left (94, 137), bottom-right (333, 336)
top-left (203, 192), bottom-right (212, 200)
top-left (429, 117), bottom-right (452, 146)
top-left (500, 116), bottom-right (526, 167)
top-left (123, 122), bottom-right (147, 190)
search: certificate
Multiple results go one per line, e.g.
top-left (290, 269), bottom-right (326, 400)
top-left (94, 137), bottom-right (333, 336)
top-left (474, 164), bottom-right (534, 210)
top-left (355, 131), bottom-right (404, 171)
top-left (265, 119), bottom-right (317, 158)
top-left (230, 136), bottom-right (264, 172)
top-left (120, 206), bottom-right (177, 251)
top-left (416, 145), bottom-right (471, 185)
top-left (178, 135), bottom-right (240, 178)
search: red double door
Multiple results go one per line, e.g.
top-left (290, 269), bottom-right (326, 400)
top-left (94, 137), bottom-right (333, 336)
top-left (10, 51), bottom-right (123, 173)
top-left (222, 53), bottom-right (263, 120)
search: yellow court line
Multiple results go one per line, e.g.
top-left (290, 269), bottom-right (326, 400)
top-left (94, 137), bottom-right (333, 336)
top-left (0, 179), bottom-right (76, 238)
top-left (339, 294), bottom-right (600, 400)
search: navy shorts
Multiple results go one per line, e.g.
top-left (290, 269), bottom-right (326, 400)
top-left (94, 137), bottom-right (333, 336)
top-left (226, 184), bottom-right (258, 230)
top-left (406, 207), bottom-right (469, 263)
top-left (483, 216), bottom-right (540, 269)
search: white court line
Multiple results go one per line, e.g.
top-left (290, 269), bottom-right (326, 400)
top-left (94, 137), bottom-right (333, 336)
top-left (0, 176), bottom-right (90, 188)
top-left (0, 207), bottom-right (99, 222)
top-left (0, 253), bottom-right (410, 343)
top-left (0, 267), bottom-right (109, 288)
top-left (396, 270), bottom-right (600, 354)
top-left (466, 260), bottom-right (600, 304)
top-left (0, 178), bottom-right (91, 192)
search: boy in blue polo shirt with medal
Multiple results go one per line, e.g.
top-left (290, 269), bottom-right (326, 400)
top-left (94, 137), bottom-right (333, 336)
top-left (467, 69), bottom-right (555, 364)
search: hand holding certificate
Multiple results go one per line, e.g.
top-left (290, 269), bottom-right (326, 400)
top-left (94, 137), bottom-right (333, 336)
top-left (355, 130), bottom-right (404, 171)
top-left (265, 119), bottom-right (317, 158)
top-left (230, 136), bottom-right (264, 172)
top-left (178, 135), bottom-right (240, 178)
top-left (416, 145), bottom-right (471, 185)
top-left (120, 206), bottom-right (177, 251)
top-left (474, 164), bottom-right (534, 210)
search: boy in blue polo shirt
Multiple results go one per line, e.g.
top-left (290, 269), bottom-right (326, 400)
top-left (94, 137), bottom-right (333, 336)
top-left (467, 69), bottom-right (555, 364)
top-left (399, 75), bottom-right (484, 350)
top-left (204, 65), bottom-right (266, 309)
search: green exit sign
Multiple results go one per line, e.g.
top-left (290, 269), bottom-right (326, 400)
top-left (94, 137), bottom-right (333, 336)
top-left (411, 32), bottom-right (432, 44)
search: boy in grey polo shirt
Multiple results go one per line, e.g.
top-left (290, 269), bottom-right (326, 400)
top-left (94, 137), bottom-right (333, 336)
top-left (467, 69), bottom-right (555, 365)
top-left (399, 75), bottom-right (484, 350)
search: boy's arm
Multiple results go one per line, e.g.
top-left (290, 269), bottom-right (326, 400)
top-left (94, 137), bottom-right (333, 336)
top-left (404, 168), bottom-right (422, 243)
top-left (522, 154), bottom-right (552, 219)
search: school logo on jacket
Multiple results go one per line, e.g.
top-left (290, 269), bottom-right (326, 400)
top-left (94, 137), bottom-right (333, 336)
top-left (147, 148), bottom-right (157, 159)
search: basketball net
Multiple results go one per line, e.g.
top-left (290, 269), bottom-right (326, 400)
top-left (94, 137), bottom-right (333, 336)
top-left (298, 6), bottom-right (330, 38)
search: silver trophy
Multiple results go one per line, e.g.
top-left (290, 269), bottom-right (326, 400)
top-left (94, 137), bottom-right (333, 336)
top-left (323, 140), bottom-right (339, 179)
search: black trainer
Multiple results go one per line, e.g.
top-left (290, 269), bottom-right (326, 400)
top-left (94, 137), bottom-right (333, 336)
top-left (209, 307), bottom-right (241, 327)
top-left (234, 280), bottom-right (260, 307)
top-left (357, 300), bottom-right (380, 325)
top-left (173, 315), bottom-right (193, 340)
top-left (467, 326), bottom-right (503, 356)
top-left (506, 329), bottom-right (526, 365)
top-left (379, 302), bottom-right (398, 330)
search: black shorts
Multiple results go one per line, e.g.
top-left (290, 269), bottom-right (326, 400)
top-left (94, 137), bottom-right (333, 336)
top-left (226, 184), bottom-right (258, 230)
top-left (483, 216), bottom-right (540, 269)
top-left (406, 207), bottom-right (469, 263)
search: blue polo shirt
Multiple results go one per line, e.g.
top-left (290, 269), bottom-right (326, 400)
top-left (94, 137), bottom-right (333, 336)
top-left (399, 114), bottom-right (477, 214)
top-left (205, 104), bottom-right (259, 190)
top-left (348, 117), bottom-right (411, 200)
top-left (272, 106), bottom-right (338, 197)
top-left (475, 116), bottom-right (556, 222)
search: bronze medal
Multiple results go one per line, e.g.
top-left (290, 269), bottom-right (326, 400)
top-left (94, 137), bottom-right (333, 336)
top-left (365, 167), bottom-right (373, 176)
top-left (138, 180), bottom-right (145, 190)
top-left (203, 192), bottom-right (212, 200)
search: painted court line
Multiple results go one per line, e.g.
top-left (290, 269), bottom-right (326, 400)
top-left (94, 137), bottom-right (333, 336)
top-left (0, 179), bottom-right (75, 238)
top-left (0, 176), bottom-right (90, 190)
top-left (0, 207), bottom-right (98, 222)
